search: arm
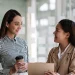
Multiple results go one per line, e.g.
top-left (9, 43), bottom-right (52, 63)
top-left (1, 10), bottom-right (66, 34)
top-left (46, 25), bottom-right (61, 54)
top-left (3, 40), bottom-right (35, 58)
top-left (47, 48), bottom-right (54, 63)
top-left (0, 40), bottom-right (10, 75)
top-left (23, 40), bottom-right (28, 71)
top-left (0, 69), bottom-right (10, 75)
top-left (66, 50), bottom-right (75, 75)
top-left (23, 40), bottom-right (29, 63)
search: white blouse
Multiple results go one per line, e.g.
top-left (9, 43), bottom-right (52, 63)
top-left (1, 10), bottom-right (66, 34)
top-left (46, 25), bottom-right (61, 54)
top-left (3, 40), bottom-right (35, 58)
top-left (58, 43), bottom-right (70, 59)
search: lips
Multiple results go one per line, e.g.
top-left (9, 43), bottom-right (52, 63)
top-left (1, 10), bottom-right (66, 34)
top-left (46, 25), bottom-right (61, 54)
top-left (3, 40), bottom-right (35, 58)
top-left (55, 36), bottom-right (57, 38)
top-left (54, 35), bottom-right (57, 38)
top-left (16, 30), bottom-right (20, 33)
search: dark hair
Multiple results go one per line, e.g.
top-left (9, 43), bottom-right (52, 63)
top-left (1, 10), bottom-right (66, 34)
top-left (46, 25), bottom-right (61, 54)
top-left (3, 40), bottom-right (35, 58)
top-left (0, 9), bottom-right (21, 38)
top-left (15, 55), bottom-right (23, 61)
top-left (59, 19), bottom-right (75, 46)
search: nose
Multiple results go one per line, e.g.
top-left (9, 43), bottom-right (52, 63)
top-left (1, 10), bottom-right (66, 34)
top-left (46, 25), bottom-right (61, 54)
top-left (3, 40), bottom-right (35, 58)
top-left (18, 25), bottom-right (22, 30)
top-left (53, 31), bottom-right (55, 34)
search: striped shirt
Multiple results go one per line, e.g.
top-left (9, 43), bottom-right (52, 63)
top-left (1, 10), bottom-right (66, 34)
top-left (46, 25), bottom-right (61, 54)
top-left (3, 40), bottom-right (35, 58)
top-left (0, 35), bottom-right (28, 75)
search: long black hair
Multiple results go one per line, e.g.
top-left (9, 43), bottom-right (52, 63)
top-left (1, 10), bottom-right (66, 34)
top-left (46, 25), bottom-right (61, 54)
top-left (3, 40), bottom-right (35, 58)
top-left (59, 19), bottom-right (75, 46)
top-left (0, 9), bottom-right (21, 38)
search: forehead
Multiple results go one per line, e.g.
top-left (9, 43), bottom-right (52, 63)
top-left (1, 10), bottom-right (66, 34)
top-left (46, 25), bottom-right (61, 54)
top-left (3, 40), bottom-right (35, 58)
top-left (13, 15), bottom-right (22, 22)
top-left (56, 23), bottom-right (62, 29)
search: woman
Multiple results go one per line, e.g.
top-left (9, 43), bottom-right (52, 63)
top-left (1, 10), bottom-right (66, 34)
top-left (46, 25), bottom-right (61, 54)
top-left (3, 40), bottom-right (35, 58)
top-left (45, 19), bottom-right (75, 75)
top-left (0, 9), bottom-right (28, 75)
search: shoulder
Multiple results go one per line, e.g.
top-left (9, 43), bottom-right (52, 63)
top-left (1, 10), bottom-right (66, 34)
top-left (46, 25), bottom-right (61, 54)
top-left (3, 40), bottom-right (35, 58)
top-left (0, 38), bottom-right (4, 45)
top-left (16, 37), bottom-right (27, 45)
top-left (48, 47), bottom-right (59, 55)
top-left (0, 38), bottom-right (4, 49)
top-left (72, 48), bottom-right (75, 59)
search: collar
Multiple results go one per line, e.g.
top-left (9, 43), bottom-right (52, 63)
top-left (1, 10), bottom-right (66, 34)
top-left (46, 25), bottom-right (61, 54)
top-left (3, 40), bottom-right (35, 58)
top-left (51, 44), bottom-right (74, 61)
top-left (3, 35), bottom-right (16, 42)
top-left (52, 43), bottom-right (74, 55)
top-left (59, 43), bottom-right (70, 55)
top-left (58, 44), bottom-right (70, 59)
top-left (58, 43), bottom-right (74, 54)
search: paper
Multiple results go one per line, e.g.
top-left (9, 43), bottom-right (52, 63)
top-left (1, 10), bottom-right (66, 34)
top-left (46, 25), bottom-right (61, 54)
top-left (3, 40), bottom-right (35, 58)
top-left (28, 63), bottom-right (54, 75)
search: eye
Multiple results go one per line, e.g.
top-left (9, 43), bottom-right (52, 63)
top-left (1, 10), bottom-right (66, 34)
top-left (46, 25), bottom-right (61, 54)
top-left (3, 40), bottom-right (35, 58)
top-left (14, 22), bottom-right (22, 26)
top-left (15, 23), bottom-right (19, 25)
top-left (56, 29), bottom-right (60, 32)
top-left (21, 22), bottom-right (22, 25)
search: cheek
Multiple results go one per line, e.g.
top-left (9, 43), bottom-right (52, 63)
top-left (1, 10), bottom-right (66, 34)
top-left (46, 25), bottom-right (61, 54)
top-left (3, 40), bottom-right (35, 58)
top-left (11, 26), bottom-right (18, 30)
top-left (8, 25), bottom-right (15, 30)
top-left (8, 26), bottom-right (13, 31)
top-left (55, 33), bottom-right (63, 40)
top-left (58, 34), bottom-right (66, 41)
top-left (57, 32), bottom-right (63, 36)
top-left (10, 27), bottom-right (16, 31)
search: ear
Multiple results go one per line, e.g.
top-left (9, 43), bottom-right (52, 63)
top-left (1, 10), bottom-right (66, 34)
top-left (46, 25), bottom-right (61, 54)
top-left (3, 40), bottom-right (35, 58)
top-left (66, 32), bottom-right (70, 39)
top-left (6, 22), bottom-right (9, 28)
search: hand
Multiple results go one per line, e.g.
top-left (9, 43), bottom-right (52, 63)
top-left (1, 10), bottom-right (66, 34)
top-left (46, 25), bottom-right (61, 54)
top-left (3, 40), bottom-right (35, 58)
top-left (44, 71), bottom-right (60, 75)
top-left (9, 62), bottom-right (28, 75)
top-left (9, 63), bottom-right (19, 75)
top-left (44, 71), bottom-right (52, 75)
top-left (17, 62), bottom-right (28, 72)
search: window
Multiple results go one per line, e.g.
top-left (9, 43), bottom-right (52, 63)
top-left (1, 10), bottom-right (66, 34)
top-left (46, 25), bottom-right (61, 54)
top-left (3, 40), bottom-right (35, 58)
top-left (39, 3), bottom-right (48, 11)
top-left (49, 0), bottom-right (56, 10)
top-left (40, 19), bottom-right (48, 26)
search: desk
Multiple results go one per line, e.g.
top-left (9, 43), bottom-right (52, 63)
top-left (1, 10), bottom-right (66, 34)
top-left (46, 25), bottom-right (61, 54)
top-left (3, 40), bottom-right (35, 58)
top-left (12, 72), bottom-right (28, 75)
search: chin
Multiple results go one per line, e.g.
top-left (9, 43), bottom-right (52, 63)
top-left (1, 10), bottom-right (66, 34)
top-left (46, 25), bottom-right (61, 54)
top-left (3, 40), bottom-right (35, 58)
top-left (54, 39), bottom-right (56, 42)
top-left (15, 32), bottom-right (19, 35)
top-left (15, 33), bottom-right (18, 35)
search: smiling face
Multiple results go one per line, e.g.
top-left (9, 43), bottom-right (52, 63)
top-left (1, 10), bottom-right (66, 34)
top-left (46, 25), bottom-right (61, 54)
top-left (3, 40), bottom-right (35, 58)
top-left (53, 23), bottom-right (70, 44)
top-left (6, 15), bottom-right (22, 36)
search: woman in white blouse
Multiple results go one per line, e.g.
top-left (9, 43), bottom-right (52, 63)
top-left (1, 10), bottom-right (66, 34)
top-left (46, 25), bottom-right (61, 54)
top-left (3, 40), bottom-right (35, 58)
top-left (45, 19), bottom-right (75, 75)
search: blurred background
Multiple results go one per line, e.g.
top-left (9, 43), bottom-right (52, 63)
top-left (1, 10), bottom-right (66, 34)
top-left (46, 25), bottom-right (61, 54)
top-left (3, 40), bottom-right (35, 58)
top-left (0, 0), bottom-right (75, 62)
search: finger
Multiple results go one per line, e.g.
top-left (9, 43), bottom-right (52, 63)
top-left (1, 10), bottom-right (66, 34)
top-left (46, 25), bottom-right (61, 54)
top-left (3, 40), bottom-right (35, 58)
top-left (50, 72), bottom-right (57, 75)
top-left (19, 67), bottom-right (26, 72)
top-left (44, 72), bottom-right (49, 75)
top-left (17, 63), bottom-right (28, 71)
top-left (45, 72), bottom-right (52, 75)
top-left (18, 62), bottom-right (25, 64)
top-left (19, 66), bottom-right (26, 70)
top-left (14, 65), bottom-right (18, 71)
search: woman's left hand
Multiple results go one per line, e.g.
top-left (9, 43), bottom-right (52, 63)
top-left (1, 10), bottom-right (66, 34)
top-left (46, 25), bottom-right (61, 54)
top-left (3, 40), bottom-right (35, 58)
top-left (17, 62), bottom-right (28, 72)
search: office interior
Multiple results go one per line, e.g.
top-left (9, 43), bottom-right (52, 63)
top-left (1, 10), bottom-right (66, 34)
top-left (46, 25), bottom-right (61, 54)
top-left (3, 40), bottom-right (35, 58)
top-left (0, 0), bottom-right (75, 62)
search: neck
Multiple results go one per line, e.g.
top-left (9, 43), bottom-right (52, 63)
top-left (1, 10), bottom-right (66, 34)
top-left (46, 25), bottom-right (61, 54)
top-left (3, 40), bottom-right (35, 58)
top-left (6, 32), bottom-right (15, 39)
top-left (59, 42), bottom-right (69, 52)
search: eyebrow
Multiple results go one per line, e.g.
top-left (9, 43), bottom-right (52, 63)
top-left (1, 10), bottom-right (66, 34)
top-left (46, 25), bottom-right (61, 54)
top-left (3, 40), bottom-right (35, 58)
top-left (56, 27), bottom-right (60, 30)
top-left (14, 22), bottom-right (22, 24)
top-left (56, 27), bottom-right (58, 29)
top-left (14, 22), bottom-right (20, 23)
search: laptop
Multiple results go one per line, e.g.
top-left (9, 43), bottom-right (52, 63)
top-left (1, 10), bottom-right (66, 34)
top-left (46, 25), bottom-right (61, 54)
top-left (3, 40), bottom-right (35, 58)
top-left (28, 63), bottom-right (54, 75)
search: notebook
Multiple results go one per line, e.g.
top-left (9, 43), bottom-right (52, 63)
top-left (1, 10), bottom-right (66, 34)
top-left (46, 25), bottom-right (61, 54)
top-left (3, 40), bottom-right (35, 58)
top-left (28, 63), bottom-right (54, 75)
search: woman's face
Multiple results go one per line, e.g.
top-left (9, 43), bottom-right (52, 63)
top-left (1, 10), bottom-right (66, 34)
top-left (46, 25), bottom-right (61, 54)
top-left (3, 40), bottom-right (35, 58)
top-left (53, 23), bottom-right (69, 44)
top-left (6, 15), bottom-right (22, 35)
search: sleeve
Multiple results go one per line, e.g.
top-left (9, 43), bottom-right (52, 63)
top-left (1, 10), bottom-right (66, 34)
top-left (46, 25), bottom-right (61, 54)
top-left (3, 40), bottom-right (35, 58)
top-left (0, 40), bottom-right (2, 62)
top-left (0, 40), bottom-right (10, 75)
top-left (47, 51), bottom-right (51, 63)
top-left (47, 48), bottom-right (54, 63)
top-left (24, 40), bottom-right (29, 63)
top-left (66, 49), bottom-right (75, 75)
top-left (0, 69), bottom-right (10, 75)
